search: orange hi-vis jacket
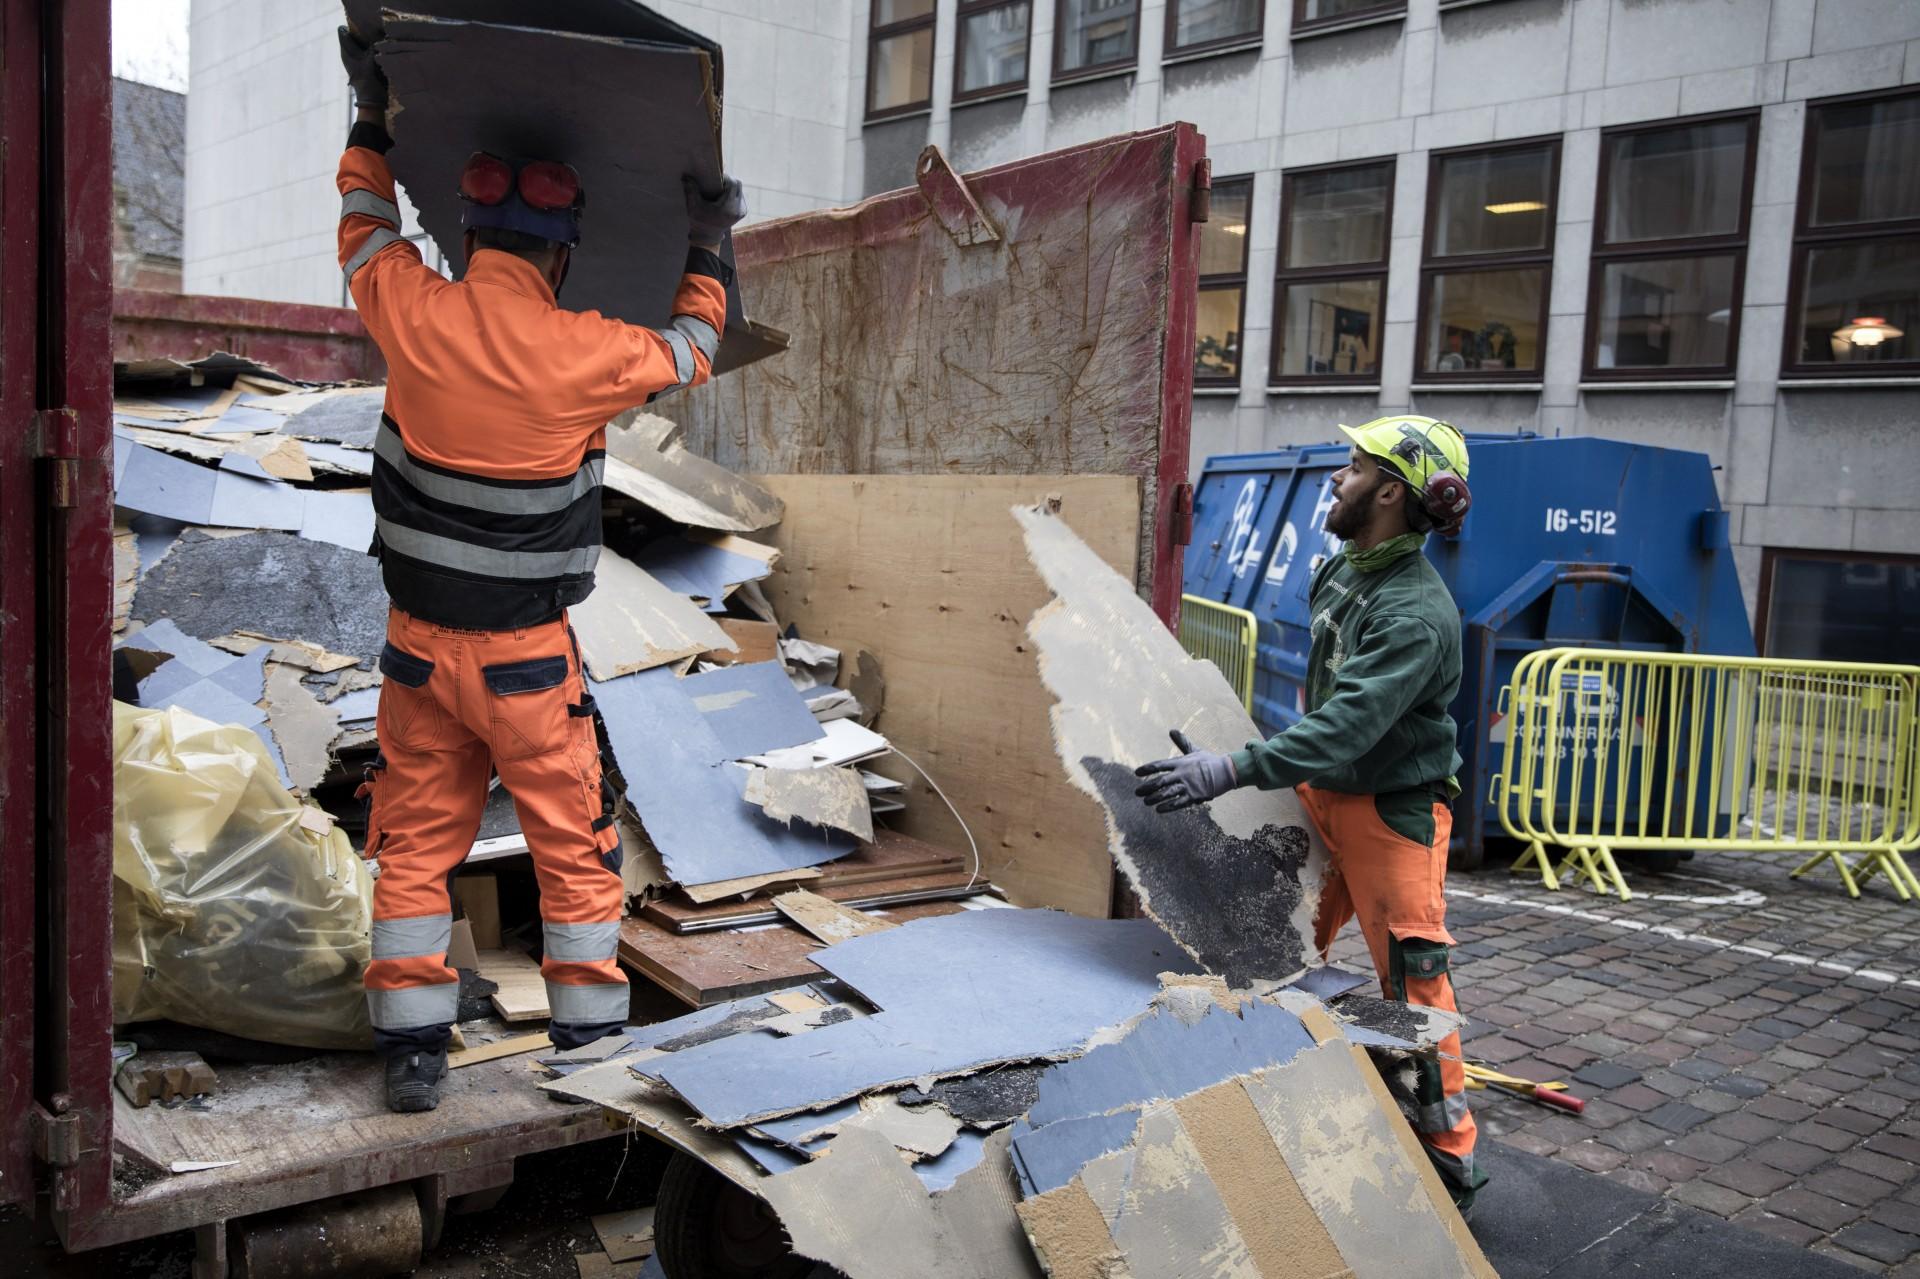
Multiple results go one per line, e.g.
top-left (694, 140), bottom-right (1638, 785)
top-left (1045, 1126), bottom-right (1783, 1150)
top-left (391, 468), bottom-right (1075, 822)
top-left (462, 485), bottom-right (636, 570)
top-left (335, 126), bottom-right (730, 630)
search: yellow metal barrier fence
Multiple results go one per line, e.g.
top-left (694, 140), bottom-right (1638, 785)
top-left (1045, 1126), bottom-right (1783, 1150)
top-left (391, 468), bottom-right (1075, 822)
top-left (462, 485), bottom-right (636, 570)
top-left (1179, 595), bottom-right (1258, 713)
top-left (1492, 647), bottom-right (1920, 902)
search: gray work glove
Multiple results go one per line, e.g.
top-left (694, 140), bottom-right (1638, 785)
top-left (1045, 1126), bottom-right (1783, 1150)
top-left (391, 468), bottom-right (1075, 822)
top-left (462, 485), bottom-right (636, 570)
top-left (337, 26), bottom-right (387, 110)
top-left (684, 174), bottom-right (747, 246)
top-left (1134, 730), bottom-right (1239, 814)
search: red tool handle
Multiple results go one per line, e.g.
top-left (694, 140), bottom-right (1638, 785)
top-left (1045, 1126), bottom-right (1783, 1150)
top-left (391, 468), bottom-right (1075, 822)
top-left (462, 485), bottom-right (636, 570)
top-left (1530, 1086), bottom-right (1585, 1114)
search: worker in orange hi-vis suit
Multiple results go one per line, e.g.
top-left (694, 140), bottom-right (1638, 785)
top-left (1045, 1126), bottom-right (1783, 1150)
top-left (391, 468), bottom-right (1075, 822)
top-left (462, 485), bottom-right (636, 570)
top-left (334, 29), bottom-right (746, 1112)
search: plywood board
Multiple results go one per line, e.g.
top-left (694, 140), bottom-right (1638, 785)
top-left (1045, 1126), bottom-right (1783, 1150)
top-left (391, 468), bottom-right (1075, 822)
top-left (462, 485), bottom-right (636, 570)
top-left (571, 549), bottom-right (735, 681)
top-left (448, 1031), bottom-right (551, 1068)
top-left (477, 949), bottom-right (547, 1021)
top-left (645, 868), bottom-right (979, 934)
top-left (699, 618), bottom-right (778, 667)
top-left (454, 875), bottom-right (501, 950)
top-left (752, 475), bottom-right (1141, 918)
top-left (678, 864), bottom-right (821, 905)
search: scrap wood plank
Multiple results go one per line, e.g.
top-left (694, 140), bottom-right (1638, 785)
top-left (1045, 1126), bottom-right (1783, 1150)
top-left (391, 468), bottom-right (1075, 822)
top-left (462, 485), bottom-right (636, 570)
top-left (454, 874), bottom-right (502, 949)
top-left (772, 890), bottom-right (895, 945)
top-left (644, 867), bottom-right (979, 934)
top-left (679, 863), bottom-right (822, 905)
top-left (478, 949), bottom-right (549, 1021)
top-left (449, 1031), bottom-right (552, 1069)
top-left (617, 901), bottom-right (971, 1008)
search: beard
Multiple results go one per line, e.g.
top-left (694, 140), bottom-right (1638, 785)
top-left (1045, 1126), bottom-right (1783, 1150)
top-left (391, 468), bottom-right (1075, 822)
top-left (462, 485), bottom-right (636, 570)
top-left (1324, 474), bottom-right (1379, 540)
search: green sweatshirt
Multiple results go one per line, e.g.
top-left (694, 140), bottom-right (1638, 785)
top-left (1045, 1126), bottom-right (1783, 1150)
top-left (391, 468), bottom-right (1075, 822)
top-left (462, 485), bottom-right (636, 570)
top-left (1229, 538), bottom-right (1463, 845)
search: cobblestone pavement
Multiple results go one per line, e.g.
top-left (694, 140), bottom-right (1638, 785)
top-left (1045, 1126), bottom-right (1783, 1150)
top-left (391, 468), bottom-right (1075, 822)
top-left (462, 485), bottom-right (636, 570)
top-left (1326, 847), bottom-right (1920, 1273)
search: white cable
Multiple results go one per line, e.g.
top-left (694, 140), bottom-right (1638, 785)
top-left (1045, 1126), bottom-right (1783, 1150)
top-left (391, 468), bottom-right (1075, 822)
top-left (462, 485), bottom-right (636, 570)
top-left (887, 745), bottom-right (983, 890)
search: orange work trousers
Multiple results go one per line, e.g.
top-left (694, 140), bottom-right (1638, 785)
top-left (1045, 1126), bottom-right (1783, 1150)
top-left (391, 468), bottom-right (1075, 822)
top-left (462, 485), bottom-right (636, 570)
top-left (1297, 782), bottom-right (1483, 1199)
top-left (361, 607), bottom-right (626, 1054)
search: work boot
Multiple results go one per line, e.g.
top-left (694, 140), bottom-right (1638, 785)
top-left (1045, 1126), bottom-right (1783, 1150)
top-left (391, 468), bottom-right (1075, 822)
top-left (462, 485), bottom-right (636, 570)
top-left (385, 1046), bottom-right (447, 1113)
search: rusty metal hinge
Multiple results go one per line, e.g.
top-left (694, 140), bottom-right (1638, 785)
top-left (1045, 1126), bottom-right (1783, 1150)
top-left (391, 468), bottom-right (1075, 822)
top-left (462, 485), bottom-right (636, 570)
top-left (1190, 158), bottom-right (1213, 224)
top-left (32, 1105), bottom-right (82, 1169)
top-left (1171, 482), bottom-right (1195, 547)
top-left (915, 146), bottom-right (1001, 248)
top-left (33, 408), bottom-right (81, 509)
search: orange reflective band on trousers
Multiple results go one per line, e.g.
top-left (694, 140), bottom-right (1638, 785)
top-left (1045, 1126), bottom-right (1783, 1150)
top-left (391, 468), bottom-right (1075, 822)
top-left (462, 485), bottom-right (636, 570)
top-left (1297, 782), bottom-right (1480, 1192)
top-left (361, 607), bottom-right (626, 1041)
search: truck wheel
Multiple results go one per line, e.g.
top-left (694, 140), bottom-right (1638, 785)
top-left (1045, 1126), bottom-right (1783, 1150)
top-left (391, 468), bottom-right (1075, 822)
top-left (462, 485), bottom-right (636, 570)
top-left (654, 1151), bottom-right (814, 1279)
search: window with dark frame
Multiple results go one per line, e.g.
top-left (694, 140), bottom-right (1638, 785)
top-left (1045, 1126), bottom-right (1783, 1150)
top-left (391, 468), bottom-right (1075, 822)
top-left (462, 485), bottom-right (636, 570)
top-left (1758, 549), bottom-right (1920, 664)
top-left (867, 0), bottom-right (936, 120)
top-left (1195, 175), bottom-right (1253, 386)
top-left (1292, 0), bottom-right (1407, 36)
top-left (1586, 112), bottom-right (1757, 380)
top-left (1271, 159), bottom-right (1394, 385)
top-left (1418, 138), bottom-right (1560, 380)
top-left (1783, 87), bottom-right (1920, 376)
top-left (1167, 0), bottom-right (1262, 55)
top-left (956, 0), bottom-right (1032, 100)
top-left (1054, 0), bottom-right (1140, 82)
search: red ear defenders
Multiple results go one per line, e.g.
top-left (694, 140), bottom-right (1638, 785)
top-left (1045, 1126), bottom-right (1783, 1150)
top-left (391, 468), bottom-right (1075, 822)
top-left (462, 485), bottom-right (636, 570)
top-left (1387, 427), bottom-right (1472, 537)
top-left (458, 153), bottom-right (583, 212)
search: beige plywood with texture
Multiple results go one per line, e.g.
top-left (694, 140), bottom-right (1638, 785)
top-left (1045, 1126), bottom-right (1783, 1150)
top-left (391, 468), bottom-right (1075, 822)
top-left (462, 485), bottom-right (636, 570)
top-left (755, 475), bottom-right (1140, 918)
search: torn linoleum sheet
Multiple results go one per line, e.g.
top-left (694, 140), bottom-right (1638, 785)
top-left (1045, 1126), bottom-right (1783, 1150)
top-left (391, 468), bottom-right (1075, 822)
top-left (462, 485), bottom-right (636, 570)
top-left (132, 531), bottom-right (389, 668)
top-left (114, 435), bottom-right (375, 552)
top-left (570, 547), bottom-right (735, 680)
top-left (602, 413), bottom-right (784, 532)
top-left (117, 623), bottom-right (298, 788)
top-left (746, 768), bottom-right (873, 843)
top-left (1327, 991), bottom-right (1466, 1052)
top-left (638, 909), bottom-right (1200, 1129)
top-left (682, 661), bottom-right (824, 760)
top-left (591, 665), bottom-right (853, 885)
top-left (279, 388), bottom-right (385, 448)
top-left (634, 534), bottom-right (774, 611)
top-left (1014, 504), bottom-right (1329, 989)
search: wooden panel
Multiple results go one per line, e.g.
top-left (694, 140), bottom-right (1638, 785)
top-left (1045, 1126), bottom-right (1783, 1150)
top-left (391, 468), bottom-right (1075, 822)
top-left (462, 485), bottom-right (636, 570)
top-left (754, 476), bottom-right (1140, 918)
top-left (644, 868), bottom-right (978, 934)
top-left (617, 900), bottom-right (972, 1008)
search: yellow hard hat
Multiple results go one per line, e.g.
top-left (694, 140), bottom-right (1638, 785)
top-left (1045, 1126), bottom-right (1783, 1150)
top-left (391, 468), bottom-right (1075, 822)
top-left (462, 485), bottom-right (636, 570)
top-left (1338, 415), bottom-right (1471, 488)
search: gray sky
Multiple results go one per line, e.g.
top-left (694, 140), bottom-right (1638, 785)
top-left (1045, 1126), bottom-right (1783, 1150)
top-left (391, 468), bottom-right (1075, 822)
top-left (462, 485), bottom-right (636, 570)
top-left (113, 0), bottom-right (190, 93)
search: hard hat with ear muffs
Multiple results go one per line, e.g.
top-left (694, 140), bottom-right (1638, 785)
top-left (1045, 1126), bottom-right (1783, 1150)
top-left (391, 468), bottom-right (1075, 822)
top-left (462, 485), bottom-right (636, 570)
top-left (1337, 415), bottom-right (1473, 536)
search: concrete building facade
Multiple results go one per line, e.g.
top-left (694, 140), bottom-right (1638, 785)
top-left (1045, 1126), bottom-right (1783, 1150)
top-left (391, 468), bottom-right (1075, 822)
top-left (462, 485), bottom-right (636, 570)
top-left (182, 0), bottom-right (1920, 659)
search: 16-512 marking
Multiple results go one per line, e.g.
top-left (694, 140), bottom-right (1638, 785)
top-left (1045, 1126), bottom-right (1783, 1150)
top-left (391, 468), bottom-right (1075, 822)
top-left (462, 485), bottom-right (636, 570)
top-left (1545, 507), bottom-right (1617, 535)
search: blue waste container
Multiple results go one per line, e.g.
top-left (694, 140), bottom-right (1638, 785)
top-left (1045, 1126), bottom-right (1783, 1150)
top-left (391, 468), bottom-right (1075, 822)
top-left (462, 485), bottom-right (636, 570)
top-left (1182, 434), bottom-right (1755, 868)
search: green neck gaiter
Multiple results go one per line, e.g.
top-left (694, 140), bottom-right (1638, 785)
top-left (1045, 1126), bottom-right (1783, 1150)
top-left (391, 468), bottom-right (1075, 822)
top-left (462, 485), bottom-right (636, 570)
top-left (1344, 531), bottom-right (1427, 573)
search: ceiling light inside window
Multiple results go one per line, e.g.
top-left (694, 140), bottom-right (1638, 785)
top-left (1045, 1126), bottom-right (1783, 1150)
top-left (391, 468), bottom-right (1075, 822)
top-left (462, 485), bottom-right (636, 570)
top-left (1484, 201), bottom-right (1547, 215)
top-left (1833, 316), bottom-right (1904, 347)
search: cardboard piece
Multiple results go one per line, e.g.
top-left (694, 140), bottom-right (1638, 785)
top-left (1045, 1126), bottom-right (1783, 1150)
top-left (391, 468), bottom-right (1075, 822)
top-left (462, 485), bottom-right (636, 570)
top-left (1015, 504), bottom-right (1330, 988)
top-left (263, 663), bottom-right (343, 793)
top-left (571, 548), bottom-right (736, 681)
top-left (590, 1207), bottom-right (656, 1264)
top-left (746, 766), bottom-right (874, 843)
top-left (699, 618), bottom-right (779, 667)
top-left (641, 910), bottom-right (1200, 1128)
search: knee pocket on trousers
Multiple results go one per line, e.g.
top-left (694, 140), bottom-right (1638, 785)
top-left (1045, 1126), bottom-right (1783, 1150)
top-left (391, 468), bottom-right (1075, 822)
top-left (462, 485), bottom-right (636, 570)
top-left (483, 655), bottom-right (570, 761)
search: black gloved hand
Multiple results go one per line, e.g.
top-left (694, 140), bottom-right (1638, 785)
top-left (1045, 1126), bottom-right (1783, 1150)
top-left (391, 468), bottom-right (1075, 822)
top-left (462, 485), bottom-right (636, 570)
top-left (684, 174), bottom-right (747, 247)
top-left (338, 26), bottom-right (388, 111)
top-left (1133, 730), bottom-right (1239, 814)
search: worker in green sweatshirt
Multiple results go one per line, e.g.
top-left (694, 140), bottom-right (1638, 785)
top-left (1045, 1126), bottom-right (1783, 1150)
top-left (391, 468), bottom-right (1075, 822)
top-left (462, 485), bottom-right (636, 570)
top-left (1135, 414), bottom-right (1487, 1214)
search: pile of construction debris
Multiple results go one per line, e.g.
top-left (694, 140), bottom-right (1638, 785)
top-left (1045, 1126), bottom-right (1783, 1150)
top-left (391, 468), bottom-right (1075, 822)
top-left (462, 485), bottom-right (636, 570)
top-left (111, 353), bottom-right (982, 1038)
top-left (527, 508), bottom-right (1494, 1278)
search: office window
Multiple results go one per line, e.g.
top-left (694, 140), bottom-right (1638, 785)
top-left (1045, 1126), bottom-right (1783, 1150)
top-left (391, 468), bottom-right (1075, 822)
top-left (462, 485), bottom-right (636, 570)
top-left (1418, 139), bottom-right (1559, 379)
top-left (1785, 88), bottom-right (1920, 375)
top-left (1272, 159), bottom-right (1393, 384)
top-left (1054, 0), bottom-right (1139, 81)
top-left (868, 0), bottom-right (936, 119)
top-left (1760, 551), bottom-right (1920, 663)
top-left (1167, 0), bottom-right (1262, 55)
top-left (1587, 113), bottom-right (1756, 379)
top-left (957, 1), bottom-right (1031, 99)
top-left (1195, 176), bottom-right (1252, 385)
top-left (1293, 0), bottom-right (1406, 35)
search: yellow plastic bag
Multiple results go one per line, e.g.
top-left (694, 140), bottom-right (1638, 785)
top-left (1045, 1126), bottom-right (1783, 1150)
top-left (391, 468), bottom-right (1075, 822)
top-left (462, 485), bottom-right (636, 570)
top-left (113, 701), bottom-right (373, 1050)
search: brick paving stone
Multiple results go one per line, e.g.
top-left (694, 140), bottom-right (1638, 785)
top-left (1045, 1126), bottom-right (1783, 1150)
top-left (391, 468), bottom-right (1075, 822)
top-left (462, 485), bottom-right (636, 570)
top-left (1805, 1068), bottom-right (1872, 1095)
top-left (1506, 1024), bottom-right (1569, 1050)
top-left (1868, 1199), bottom-right (1920, 1235)
top-left (1697, 1042), bottom-right (1762, 1068)
top-left (1672, 1057), bottom-right (1729, 1083)
top-left (1732, 1205), bottom-right (1826, 1247)
top-left (1683, 1089), bottom-right (1745, 1116)
top-left (1605, 1166), bottom-right (1668, 1195)
top-left (1781, 1079), bottom-right (1843, 1106)
top-left (1528, 1116), bottom-right (1591, 1148)
top-left (1838, 1149), bottom-right (1917, 1185)
top-left (1597, 1120), bottom-right (1670, 1154)
top-left (1636, 1149), bottom-right (1709, 1181)
top-left (1576, 1098), bottom-right (1633, 1129)
top-left (1499, 1129), bottom-right (1561, 1158)
top-left (1537, 1043), bottom-right (1596, 1071)
top-left (1813, 1241), bottom-right (1889, 1272)
top-left (1631, 1010), bottom-right (1682, 1032)
top-left (1706, 1110), bottom-right (1786, 1144)
top-left (1790, 1121), bottom-right (1866, 1153)
top-left (1774, 1049), bottom-right (1829, 1071)
top-left (1750, 1017), bottom-right (1804, 1039)
top-left (1793, 1034), bottom-right (1853, 1058)
top-left (1833, 1223), bottom-right (1920, 1266)
top-left (1728, 1028), bottom-right (1780, 1052)
top-left (1670, 1177), bottom-right (1753, 1218)
top-left (1670, 1131), bottom-right (1748, 1163)
top-left (1646, 1101), bottom-right (1713, 1133)
top-left (1747, 1094), bottom-right (1816, 1123)
top-left (1539, 1011), bottom-right (1604, 1035)
top-left (1708, 1073), bottom-right (1770, 1099)
top-left (1768, 1187), bottom-right (1864, 1232)
top-left (1752, 1138), bottom-right (1830, 1175)
top-left (1806, 1166), bottom-right (1903, 1208)
top-left (1612, 1021), bottom-right (1663, 1045)
top-left (1607, 1082), bottom-right (1668, 1112)
top-left (1823, 1106), bottom-right (1893, 1136)
top-left (1471, 1035), bottom-right (1531, 1065)
top-left (1703, 1160), bottom-right (1796, 1197)
top-left (1560, 1141), bottom-right (1628, 1173)
top-left (1778, 1006), bottom-right (1831, 1028)
top-left (1571, 1033), bottom-right (1633, 1057)
top-left (1691, 1013), bottom-right (1741, 1034)
top-left (1642, 1070), bottom-right (1696, 1098)
top-left (1669, 1028), bottom-right (1718, 1048)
